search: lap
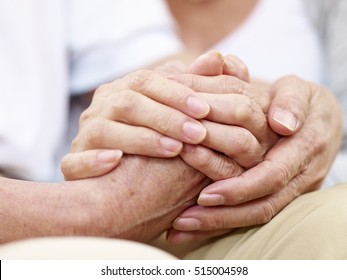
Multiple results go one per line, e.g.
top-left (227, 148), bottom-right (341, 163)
top-left (183, 184), bottom-right (347, 259)
top-left (1, 184), bottom-right (347, 259)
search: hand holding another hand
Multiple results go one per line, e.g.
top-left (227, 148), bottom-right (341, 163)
top-left (168, 75), bottom-right (343, 243)
top-left (62, 51), bottom-right (268, 179)
top-left (60, 51), bottom-right (343, 246)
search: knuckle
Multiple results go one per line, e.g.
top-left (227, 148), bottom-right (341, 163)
top-left (189, 147), bottom-right (211, 170)
top-left (93, 82), bottom-right (113, 98)
top-left (154, 110), bottom-right (177, 134)
top-left (272, 162), bottom-right (291, 190)
top-left (245, 199), bottom-right (276, 226)
top-left (138, 130), bottom-right (160, 151)
top-left (229, 130), bottom-right (264, 168)
top-left (220, 76), bottom-right (241, 93)
top-left (83, 119), bottom-right (107, 149)
top-left (185, 74), bottom-right (202, 91)
top-left (244, 145), bottom-right (266, 168)
top-left (70, 137), bottom-right (81, 153)
top-left (211, 157), bottom-right (231, 178)
top-left (210, 156), bottom-right (241, 180)
top-left (234, 98), bottom-right (253, 123)
top-left (207, 213), bottom-right (226, 230)
top-left (110, 90), bottom-right (135, 118)
top-left (230, 130), bottom-right (254, 154)
top-left (126, 69), bottom-right (153, 91)
top-left (79, 107), bottom-right (95, 127)
top-left (256, 200), bottom-right (276, 224)
top-left (60, 155), bottom-right (72, 177)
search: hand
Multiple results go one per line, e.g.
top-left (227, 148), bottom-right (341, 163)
top-left (62, 64), bottom-right (210, 180)
top-left (89, 155), bottom-right (211, 242)
top-left (72, 69), bottom-right (210, 152)
top-left (170, 73), bottom-right (279, 168)
top-left (61, 51), bottom-right (253, 180)
top-left (61, 149), bottom-right (123, 180)
top-left (0, 155), bottom-right (210, 244)
top-left (168, 76), bottom-right (343, 243)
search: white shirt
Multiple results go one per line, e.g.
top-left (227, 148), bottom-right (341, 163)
top-left (213, 0), bottom-right (325, 84)
top-left (0, 0), bottom-right (326, 182)
top-left (0, 0), bottom-right (181, 181)
top-left (0, 0), bottom-right (68, 180)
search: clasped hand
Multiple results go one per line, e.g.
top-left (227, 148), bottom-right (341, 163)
top-left (61, 51), bottom-right (343, 244)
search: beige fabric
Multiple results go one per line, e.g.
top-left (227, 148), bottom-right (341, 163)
top-left (1, 184), bottom-right (346, 260)
top-left (0, 237), bottom-right (176, 260)
top-left (183, 184), bottom-right (347, 259)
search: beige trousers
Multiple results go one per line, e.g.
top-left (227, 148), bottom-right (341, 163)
top-left (1, 184), bottom-right (347, 260)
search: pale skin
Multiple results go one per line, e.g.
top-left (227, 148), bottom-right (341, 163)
top-left (0, 52), bottom-right (342, 246)
top-left (169, 75), bottom-right (343, 242)
top-left (62, 51), bottom-right (343, 244)
top-left (0, 155), bottom-right (211, 244)
top-left (0, 0), bottom-right (343, 250)
top-left (166, 0), bottom-right (259, 53)
top-left (0, 57), bottom-right (211, 244)
top-left (0, 54), bottom-right (259, 245)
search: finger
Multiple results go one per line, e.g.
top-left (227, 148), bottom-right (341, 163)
top-left (180, 144), bottom-right (244, 181)
top-left (201, 120), bottom-right (265, 168)
top-left (198, 92), bottom-right (278, 144)
top-left (196, 129), bottom-right (314, 206)
top-left (187, 50), bottom-right (224, 76)
top-left (222, 54), bottom-right (250, 82)
top-left (167, 228), bottom-right (232, 244)
top-left (268, 76), bottom-right (311, 136)
top-left (173, 205), bottom-right (246, 231)
top-left (172, 175), bottom-right (306, 234)
top-left (61, 149), bottom-right (122, 180)
top-left (92, 90), bottom-right (207, 144)
top-left (196, 161), bottom-right (290, 206)
top-left (169, 74), bottom-right (270, 113)
top-left (72, 119), bottom-right (184, 157)
top-left (124, 69), bottom-right (210, 119)
top-left (187, 51), bottom-right (250, 82)
top-left (154, 60), bottom-right (186, 76)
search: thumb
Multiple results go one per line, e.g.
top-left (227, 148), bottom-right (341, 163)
top-left (61, 149), bottom-right (123, 180)
top-left (268, 76), bottom-right (311, 136)
top-left (187, 50), bottom-right (224, 75)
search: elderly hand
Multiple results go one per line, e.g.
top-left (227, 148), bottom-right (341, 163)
top-left (168, 75), bottom-right (343, 243)
top-left (61, 63), bottom-right (212, 179)
top-left (61, 51), bottom-right (256, 180)
top-left (169, 72), bottom-right (279, 169)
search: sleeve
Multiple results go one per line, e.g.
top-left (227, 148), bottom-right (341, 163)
top-left (0, 0), bottom-right (68, 181)
top-left (68, 0), bottom-right (182, 94)
top-left (305, 0), bottom-right (347, 146)
top-left (323, 0), bottom-right (347, 145)
top-left (307, 0), bottom-right (347, 187)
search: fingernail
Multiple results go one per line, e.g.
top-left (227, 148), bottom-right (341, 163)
top-left (198, 193), bottom-right (225, 206)
top-left (272, 108), bottom-right (298, 131)
top-left (208, 49), bottom-right (223, 59)
top-left (159, 137), bottom-right (182, 154)
top-left (194, 50), bottom-right (223, 63)
top-left (97, 150), bottom-right (123, 163)
top-left (186, 96), bottom-right (210, 118)
top-left (173, 217), bottom-right (201, 231)
top-left (182, 121), bottom-right (206, 142)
